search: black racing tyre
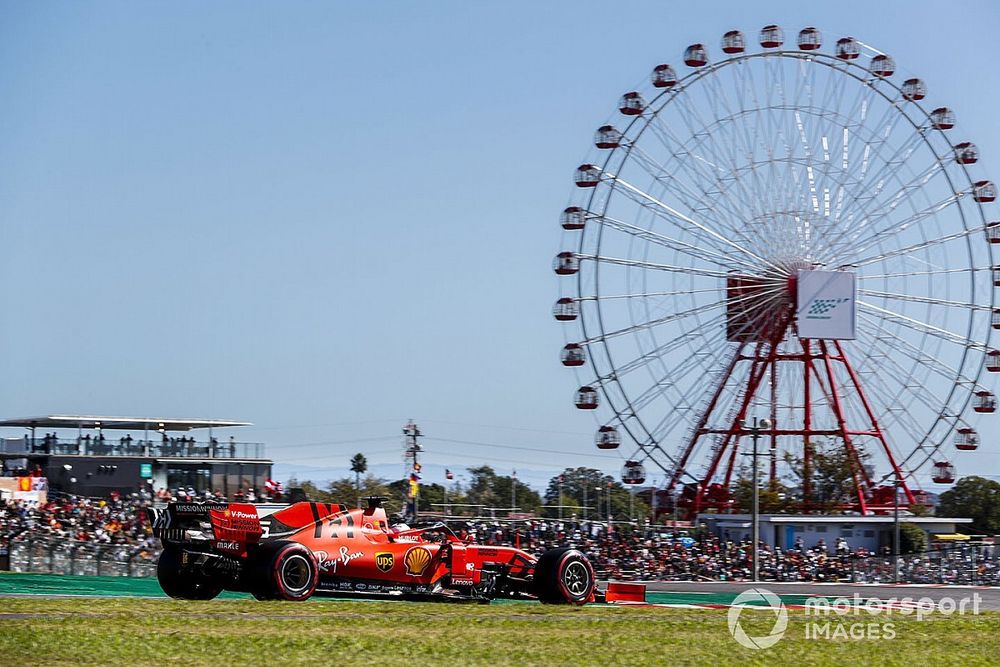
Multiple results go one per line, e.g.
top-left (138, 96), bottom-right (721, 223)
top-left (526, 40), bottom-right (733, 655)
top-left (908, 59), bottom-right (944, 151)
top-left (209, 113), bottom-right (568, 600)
top-left (533, 547), bottom-right (595, 605)
top-left (156, 546), bottom-right (224, 600)
top-left (251, 541), bottom-right (319, 602)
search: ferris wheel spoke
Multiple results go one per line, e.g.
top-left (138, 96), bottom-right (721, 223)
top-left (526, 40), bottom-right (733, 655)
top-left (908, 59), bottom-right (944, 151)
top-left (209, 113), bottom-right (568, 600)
top-left (597, 214), bottom-right (764, 273)
top-left (607, 174), bottom-right (783, 271)
top-left (856, 315), bottom-right (981, 390)
top-left (638, 114), bottom-right (769, 247)
top-left (579, 297), bottom-right (727, 344)
top-left (858, 289), bottom-right (986, 311)
top-left (580, 253), bottom-right (731, 278)
top-left (599, 316), bottom-right (727, 379)
top-left (578, 287), bottom-right (720, 302)
top-left (856, 300), bottom-right (980, 348)
top-left (858, 267), bottom-right (978, 279)
top-left (824, 163), bottom-right (949, 262)
top-left (843, 221), bottom-right (987, 269)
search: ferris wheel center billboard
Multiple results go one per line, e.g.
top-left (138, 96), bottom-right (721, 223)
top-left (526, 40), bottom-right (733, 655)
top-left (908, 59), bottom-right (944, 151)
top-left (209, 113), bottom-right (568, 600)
top-left (796, 270), bottom-right (856, 339)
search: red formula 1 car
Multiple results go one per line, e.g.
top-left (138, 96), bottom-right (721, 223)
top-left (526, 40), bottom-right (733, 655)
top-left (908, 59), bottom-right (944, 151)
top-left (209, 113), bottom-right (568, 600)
top-left (148, 497), bottom-right (599, 604)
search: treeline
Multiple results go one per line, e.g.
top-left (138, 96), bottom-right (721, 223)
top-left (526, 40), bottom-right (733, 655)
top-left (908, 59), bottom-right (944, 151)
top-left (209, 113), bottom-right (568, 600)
top-left (287, 464), bottom-right (650, 521)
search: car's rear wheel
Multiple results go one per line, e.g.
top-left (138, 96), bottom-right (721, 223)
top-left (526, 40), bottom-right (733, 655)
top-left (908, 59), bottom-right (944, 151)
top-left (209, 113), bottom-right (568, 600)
top-left (252, 541), bottom-right (319, 602)
top-left (533, 547), bottom-right (595, 605)
top-left (156, 546), bottom-right (224, 600)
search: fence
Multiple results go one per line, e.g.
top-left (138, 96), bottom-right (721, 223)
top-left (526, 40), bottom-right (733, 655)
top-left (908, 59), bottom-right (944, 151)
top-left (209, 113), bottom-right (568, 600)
top-left (850, 543), bottom-right (1000, 585)
top-left (8, 537), bottom-right (158, 577)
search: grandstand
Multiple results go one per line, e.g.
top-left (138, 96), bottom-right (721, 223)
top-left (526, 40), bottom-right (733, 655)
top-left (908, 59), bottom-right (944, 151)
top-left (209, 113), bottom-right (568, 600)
top-left (0, 415), bottom-right (271, 499)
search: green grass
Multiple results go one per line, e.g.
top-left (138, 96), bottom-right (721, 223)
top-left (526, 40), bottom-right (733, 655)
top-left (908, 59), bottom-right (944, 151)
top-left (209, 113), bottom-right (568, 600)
top-left (0, 597), bottom-right (998, 666)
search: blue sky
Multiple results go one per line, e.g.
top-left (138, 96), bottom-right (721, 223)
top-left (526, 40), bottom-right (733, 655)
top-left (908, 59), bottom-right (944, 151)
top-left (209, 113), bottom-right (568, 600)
top-left (1, 1), bottom-right (999, 492)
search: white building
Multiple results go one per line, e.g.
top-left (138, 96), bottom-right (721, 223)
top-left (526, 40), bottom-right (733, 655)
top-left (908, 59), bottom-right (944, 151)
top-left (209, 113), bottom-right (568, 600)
top-left (697, 513), bottom-right (973, 552)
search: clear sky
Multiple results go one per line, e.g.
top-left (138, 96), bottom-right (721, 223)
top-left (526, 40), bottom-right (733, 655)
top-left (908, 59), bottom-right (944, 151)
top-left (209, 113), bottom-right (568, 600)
top-left (1, 1), bottom-right (999, 492)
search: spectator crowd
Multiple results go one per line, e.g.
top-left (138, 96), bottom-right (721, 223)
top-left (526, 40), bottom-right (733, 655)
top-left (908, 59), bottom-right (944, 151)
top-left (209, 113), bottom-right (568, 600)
top-left (2, 494), bottom-right (997, 585)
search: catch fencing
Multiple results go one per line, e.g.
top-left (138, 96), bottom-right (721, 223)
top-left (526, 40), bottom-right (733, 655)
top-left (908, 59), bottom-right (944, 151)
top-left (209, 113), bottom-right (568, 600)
top-left (7, 537), bottom-right (158, 577)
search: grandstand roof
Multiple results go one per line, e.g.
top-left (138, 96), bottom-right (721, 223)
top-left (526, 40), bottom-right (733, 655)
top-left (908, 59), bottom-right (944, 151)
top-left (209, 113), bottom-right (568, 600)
top-left (0, 415), bottom-right (252, 431)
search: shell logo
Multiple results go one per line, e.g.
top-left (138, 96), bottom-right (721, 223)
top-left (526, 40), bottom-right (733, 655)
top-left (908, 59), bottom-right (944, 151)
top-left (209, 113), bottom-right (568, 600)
top-left (403, 547), bottom-right (432, 576)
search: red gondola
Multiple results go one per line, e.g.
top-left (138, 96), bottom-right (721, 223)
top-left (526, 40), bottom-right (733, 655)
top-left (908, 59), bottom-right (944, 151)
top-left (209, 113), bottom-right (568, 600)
top-left (955, 427), bottom-right (979, 451)
top-left (595, 426), bottom-right (620, 450)
top-left (575, 386), bottom-right (599, 410)
top-left (553, 298), bottom-right (579, 322)
top-left (871, 54), bottom-right (895, 77)
top-left (974, 181), bottom-right (996, 203)
top-left (993, 309), bottom-right (1000, 330)
top-left (560, 206), bottom-right (586, 231)
top-left (651, 64), bottom-right (677, 88)
top-left (553, 252), bottom-right (579, 276)
top-left (902, 78), bottom-right (927, 101)
top-left (722, 30), bottom-right (745, 54)
top-left (621, 460), bottom-right (646, 485)
top-left (955, 142), bottom-right (978, 165)
top-left (619, 92), bottom-right (645, 116)
top-left (931, 461), bottom-right (955, 484)
top-left (574, 164), bottom-right (601, 187)
top-left (993, 266), bottom-right (1000, 287)
top-left (594, 125), bottom-right (622, 149)
top-left (987, 350), bottom-right (1000, 372)
top-left (759, 25), bottom-right (783, 49)
top-left (836, 37), bottom-right (860, 60)
top-left (683, 44), bottom-right (708, 68)
top-left (797, 27), bottom-right (821, 51)
top-left (987, 222), bottom-right (1000, 244)
top-left (930, 107), bottom-right (955, 130)
top-left (974, 390), bottom-right (996, 413)
top-left (561, 343), bottom-right (586, 367)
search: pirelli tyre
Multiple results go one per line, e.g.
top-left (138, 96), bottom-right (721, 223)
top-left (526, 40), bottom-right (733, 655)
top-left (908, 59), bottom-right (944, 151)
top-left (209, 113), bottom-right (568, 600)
top-left (533, 547), bottom-right (595, 605)
top-left (252, 541), bottom-right (319, 602)
top-left (156, 546), bottom-right (224, 600)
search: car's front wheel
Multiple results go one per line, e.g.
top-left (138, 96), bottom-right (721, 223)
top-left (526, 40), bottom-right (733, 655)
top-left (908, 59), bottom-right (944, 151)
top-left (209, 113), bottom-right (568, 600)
top-left (533, 547), bottom-right (595, 605)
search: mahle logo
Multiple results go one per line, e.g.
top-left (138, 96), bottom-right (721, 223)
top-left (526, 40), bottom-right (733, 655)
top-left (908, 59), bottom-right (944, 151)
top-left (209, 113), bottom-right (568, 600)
top-left (806, 297), bottom-right (850, 319)
top-left (728, 588), bottom-right (789, 650)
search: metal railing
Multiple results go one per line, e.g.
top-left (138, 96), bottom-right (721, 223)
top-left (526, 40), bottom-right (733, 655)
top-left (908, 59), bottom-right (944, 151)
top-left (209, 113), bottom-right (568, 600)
top-left (8, 537), bottom-right (158, 577)
top-left (1, 437), bottom-right (266, 460)
top-left (850, 544), bottom-right (1000, 585)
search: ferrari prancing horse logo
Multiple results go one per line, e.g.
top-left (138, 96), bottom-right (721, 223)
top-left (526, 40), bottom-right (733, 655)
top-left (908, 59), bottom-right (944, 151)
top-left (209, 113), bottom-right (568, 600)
top-left (375, 552), bottom-right (394, 572)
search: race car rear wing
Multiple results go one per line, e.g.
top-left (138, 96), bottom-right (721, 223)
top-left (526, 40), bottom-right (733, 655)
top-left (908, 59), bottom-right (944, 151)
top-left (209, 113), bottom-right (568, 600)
top-left (148, 502), bottom-right (263, 553)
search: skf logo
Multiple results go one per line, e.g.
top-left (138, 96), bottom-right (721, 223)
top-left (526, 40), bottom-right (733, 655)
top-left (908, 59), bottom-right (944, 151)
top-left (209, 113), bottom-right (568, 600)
top-left (806, 297), bottom-right (849, 319)
top-left (404, 547), bottom-right (432, 576)
top-left (375, 552), bottom-right (394, 573)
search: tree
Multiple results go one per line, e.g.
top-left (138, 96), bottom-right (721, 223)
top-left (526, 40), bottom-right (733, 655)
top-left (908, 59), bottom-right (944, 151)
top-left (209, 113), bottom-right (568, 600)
top-left (543, 468), bottom-right (649, 523)
top-left (784, 438), bottom-right (870, 510)
top-left (900, 522), bottom-right (928, 554)
top-left (936, 476), bottom-right (1000, 534)
top-left (328, 474), bottom-right (392, 508)
top-left (350, 453), bottom-right (368, 500)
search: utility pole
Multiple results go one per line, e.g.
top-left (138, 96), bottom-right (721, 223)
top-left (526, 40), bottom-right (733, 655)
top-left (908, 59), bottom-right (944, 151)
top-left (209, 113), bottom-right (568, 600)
top-left (512, 470), bottom-right (517, 515)
top-left (583, 484), bottom-right (588, 521)
top-left (742, 416), bottom-right (772, 583)
top-left (894, 475), bottom-right (902, 584)
top-left (558, 475), bottom-right (564, 521)
top-left (403, 421), bottom-right (423, 522)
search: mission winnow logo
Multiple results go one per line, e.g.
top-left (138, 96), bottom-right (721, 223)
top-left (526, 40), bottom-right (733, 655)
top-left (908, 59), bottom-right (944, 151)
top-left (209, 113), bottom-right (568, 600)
top-left (805, 297), bottom-right (850, 320)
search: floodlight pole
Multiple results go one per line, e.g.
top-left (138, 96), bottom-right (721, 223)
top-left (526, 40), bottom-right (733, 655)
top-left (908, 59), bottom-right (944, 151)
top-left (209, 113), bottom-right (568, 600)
top-left (743, 416), bottom-right (771, 583)
top-left (894, 476), bottom-right (901, 584)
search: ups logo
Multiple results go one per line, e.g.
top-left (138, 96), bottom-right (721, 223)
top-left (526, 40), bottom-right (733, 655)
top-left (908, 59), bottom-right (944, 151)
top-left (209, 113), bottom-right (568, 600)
top-left (375, 552), bottom-right (394, 572)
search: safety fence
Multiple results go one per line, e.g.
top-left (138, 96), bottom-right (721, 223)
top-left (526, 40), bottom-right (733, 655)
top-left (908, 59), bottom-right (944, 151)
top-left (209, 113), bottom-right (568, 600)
top-left (7, 537), bottom-right (157, 578)
top-left (850, 543), bottom-right (1000, 585)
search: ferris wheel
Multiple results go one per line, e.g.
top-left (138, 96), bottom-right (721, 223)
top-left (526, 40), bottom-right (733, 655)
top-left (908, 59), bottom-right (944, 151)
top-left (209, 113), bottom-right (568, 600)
top-left (553, 26), bottom-right (998, 514)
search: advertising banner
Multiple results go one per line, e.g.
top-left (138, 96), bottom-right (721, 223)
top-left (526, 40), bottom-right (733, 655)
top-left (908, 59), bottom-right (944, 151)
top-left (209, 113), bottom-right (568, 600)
top-left (796, 270), bottom-right (856, 339)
